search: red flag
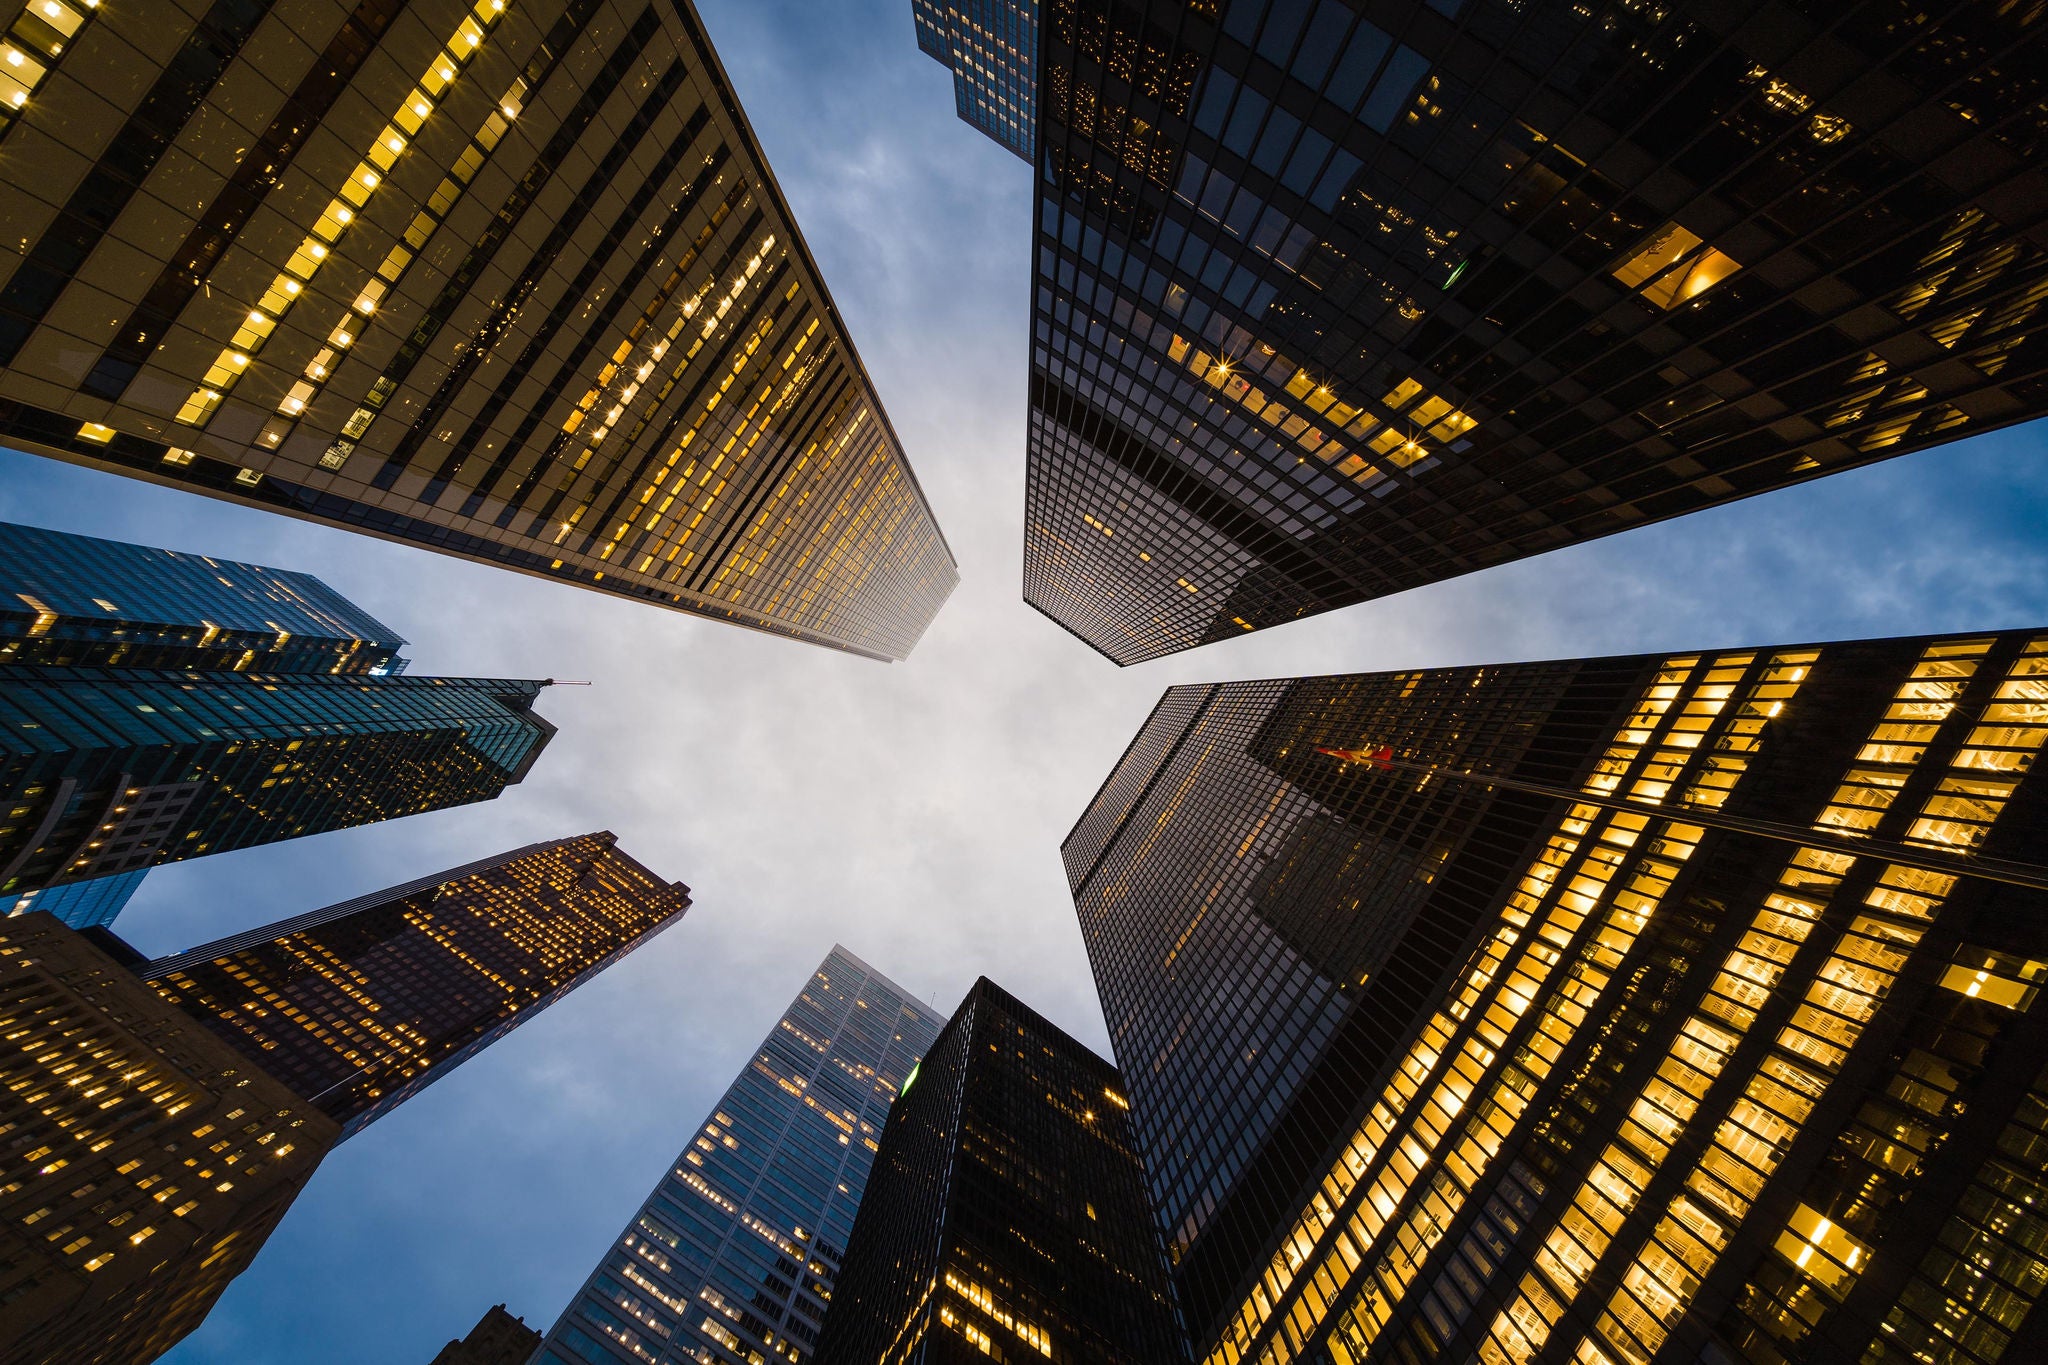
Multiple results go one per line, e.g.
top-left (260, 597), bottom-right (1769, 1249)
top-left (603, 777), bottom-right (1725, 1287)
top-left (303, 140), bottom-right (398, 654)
top-left (1316, 745), bottom-right (1394, 770)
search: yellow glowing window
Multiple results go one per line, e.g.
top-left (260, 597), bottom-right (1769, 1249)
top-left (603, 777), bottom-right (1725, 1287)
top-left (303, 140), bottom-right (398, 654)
top-left (1613, 224), bottom-right (1742, 308)
top-left (175, 388), bottom-right (224, 426)
top-left (1772, 1203), bottom-right (1868, 1297)
top-left (368, 129), bottom-right (405, 170)
top-left (228, 310), bottom-right (275, 353)
top-left (0, 69), bottom-right (36, 113)
top-left (1939, 949), bottom-right (2046, 1010)
top-left (1383, 377), bottom-right (1424, 409)
top-left (76, 421), bottom-right (114, 443)
top-left (313, 199), bottom-right (356, 241)
top-left (2, 46), bottom-right (48, 87)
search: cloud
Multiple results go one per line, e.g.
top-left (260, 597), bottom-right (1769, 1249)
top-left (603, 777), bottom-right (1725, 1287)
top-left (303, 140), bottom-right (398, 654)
top-left (0, 0), bottom-right (2036, 1360)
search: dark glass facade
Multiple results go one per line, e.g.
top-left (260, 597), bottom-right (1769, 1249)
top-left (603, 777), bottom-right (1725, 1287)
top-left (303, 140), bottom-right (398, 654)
top-left (1024, 0), bottom-right (2048, 662)
top-left (914, 0), bottom-right (1040, 160)
top-left (0, 0), bottom-right (955, 660)
top-left (814, 976), bottom-right (1187, 1365)
top-left (429, 1303), bottom-right (544, 1365)
top-left (536, 944), bottom-right (938, 1365)
top-left (0, 910), bottom-right (342, 1365)
top-left (5, 867), bottom-right (147, 930)
top-left (0, 668), bottom-right (555, 895)
top-left (146, 832), bottom-right (688, 1139)
top-left (0, 520), bottom-right (406, 675)
top-left (1066, 629), bottom-right (2048, 1364)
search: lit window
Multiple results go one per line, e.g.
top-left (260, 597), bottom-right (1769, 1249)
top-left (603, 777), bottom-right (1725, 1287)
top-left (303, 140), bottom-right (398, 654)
top-left (1771, 1203), bottom-right (1868, 1298)
top-left (1612, 225), bottom-right (1742, 309)
top-left (1938, 948), bottom-right (2047, 1010)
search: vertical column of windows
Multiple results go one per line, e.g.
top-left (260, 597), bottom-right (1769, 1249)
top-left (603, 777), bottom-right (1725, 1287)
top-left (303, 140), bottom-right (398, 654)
top-left (1314, 807), bottom-right (1688, 1364)
top-left (699, 320), bottom-right (842, 587)
top-left (1202, 657), bottom-right (1687, 1364)
top-left (277, 68), bottom-right (536, 455)
top-left (1212, 649), bottom-right (1819, 1365)
top-left (360, 41), bottom-right (688, 501)
top-left (0, 0), bottom-right (272, 367)
top-left (323, 0), bottom-right (634, 480)
top-left (569, 274), bottom-right (790, 573)
top-left (431, 164), bottom-right (719, 523)
top-left (1478, 638), bottom-right (2048, 1365)
top-left (1475, 844), bottom-right (1850, 1364)
top-left (175, 0), bottom-right (512, 429)
top-left (786, 429), bottom-right (902, 618)
top-left (1717, 952), bottom-right (2037, 1361)
top-left (1815, 641), bottom-right (1993, 837)
top-left (421, 88), bottom-right (721, 517)
top-left (571, 233), bottom-right (781, 477)
top-left (1573, 857), bottom-right (1938, 1365)
top-left (1863, 1059), bottom-right (2048, 1365)
top-left (757, 396), bottom-right (872, 615)
top-left (481, 177), bottom-right (750, 531)
top-left (79, 0), bottom-right (421, 403)
top-left (547, 243), bottom-right (785, 565)
top-left (0, 0), bottom-right (95, 135)
top-left (707, 385), bottom-right (862, 594)
top-left (1905, 639), bottom-right (2048, 852)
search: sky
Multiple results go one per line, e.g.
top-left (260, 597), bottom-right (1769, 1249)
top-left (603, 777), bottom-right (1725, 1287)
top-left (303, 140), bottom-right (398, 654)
top-left (0, 0), bottom-right (2045, 1359)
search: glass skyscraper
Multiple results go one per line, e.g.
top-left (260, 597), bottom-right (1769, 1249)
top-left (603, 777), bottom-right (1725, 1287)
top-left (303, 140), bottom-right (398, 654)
top-left (913, 0), bottom-right (1039, 160)
top-left (5, 867), bottom-right (147, 929)
top-left (0, 667), bottom-right (556, 895)
top-left (0, 910), bottom-right (343, 1365)
top-left (813, 975), bottom-right (1186, 1365)
top-left (536, 944), bottom-right (939, 1365)
top-left (146, 832), bottom-right (689, 1138)
top-left (0, 520), bottom-right (406, 675)
top-left (0, 0), bottom-right (956, 660)
top-left (0, 519), bottom-right (558, 900)
top-left (1012, 1), bottom-right (2048, 661)
top-left (1067, 629), bottom-right (2048, 1364)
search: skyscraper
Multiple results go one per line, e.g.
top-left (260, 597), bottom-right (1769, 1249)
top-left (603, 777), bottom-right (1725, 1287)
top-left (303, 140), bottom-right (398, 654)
top-left (6, 868), bottom-right (147, 929)
top-left (0, 910), bottom-right (343, 1365)
top-left (0, 0), bottom-right (956, 661)
top-left (535, 944), bottom-right (939, 1365)
top-left (146, 832), bottom-right (689, 1138)
top-left (0, 667), bottom-right (555, 896)
top-left (814, 975), bottom-right (1186, 1365)
top-left (913, 0), bottom-right (1038, 160)
top-left (0, 520), bottom-right (406, 675)
top-left (1017, 1), bottom-right (2048, 662)
top-left (1066, 629), bottom-right (2048, 1364)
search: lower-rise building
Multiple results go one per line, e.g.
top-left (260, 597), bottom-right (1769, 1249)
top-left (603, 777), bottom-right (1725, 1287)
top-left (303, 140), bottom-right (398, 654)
top-left (147, 833), bottom-right (689, 1138)
top-left (0, 911), bottom-right (341, 1365)
top-left (428, 1303), bottom-right (542, 1365)
top-left (0, 830), bottom-right (685, 1364)
top-left (813, 977), bottom-right (1186, 1365)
